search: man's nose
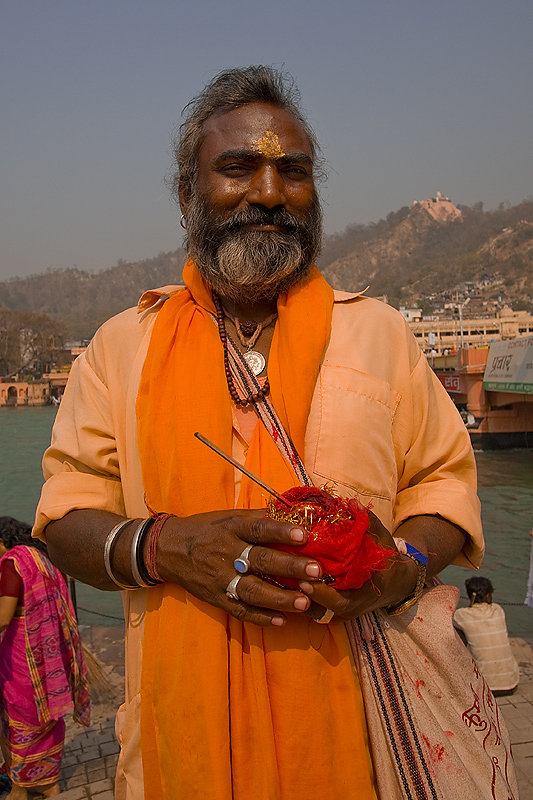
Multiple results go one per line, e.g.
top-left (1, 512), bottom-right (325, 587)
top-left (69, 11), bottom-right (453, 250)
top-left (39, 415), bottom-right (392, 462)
top-left (246, 165), bottom-right (286, 208)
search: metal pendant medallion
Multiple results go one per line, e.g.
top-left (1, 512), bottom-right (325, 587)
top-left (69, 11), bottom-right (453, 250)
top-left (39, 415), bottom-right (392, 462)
top-left (244, 350), bottom-right (266, 376)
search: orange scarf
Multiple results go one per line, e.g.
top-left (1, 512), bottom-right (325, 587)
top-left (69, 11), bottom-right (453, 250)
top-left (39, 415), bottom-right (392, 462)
top-left (136, 261), bottom-right (374, 799)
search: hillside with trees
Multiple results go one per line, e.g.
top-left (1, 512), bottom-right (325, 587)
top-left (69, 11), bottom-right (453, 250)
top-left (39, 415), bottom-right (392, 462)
top-left (0, 308), bottom-right (66, 379)
top-left (1, 198), bottom-right (531, 341)
top-left (319, 198), bottom-right (533, 311)
top-left (0, 249), bottom-right (186, 340)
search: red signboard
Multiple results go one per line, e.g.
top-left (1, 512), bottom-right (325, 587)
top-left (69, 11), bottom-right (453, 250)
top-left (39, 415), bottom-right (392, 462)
top-left (438, 374), bottom-right (461, 393)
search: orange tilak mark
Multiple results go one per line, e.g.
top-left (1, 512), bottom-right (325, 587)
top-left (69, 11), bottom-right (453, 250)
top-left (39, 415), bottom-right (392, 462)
top-left (254, 131), bottom-right (285, 159)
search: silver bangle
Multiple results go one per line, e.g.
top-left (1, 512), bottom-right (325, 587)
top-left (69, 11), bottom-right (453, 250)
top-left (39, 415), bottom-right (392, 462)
top-left (103, 519), bottom-right (138, 590)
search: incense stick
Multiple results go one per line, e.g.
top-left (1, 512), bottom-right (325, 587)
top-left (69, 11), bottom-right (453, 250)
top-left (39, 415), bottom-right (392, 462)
top-left (194, 431), bottom-right (290, 506)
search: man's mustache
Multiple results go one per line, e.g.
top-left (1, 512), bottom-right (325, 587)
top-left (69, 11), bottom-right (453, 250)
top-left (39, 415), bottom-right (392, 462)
top-left (214, 207), bottom-right (303, 236)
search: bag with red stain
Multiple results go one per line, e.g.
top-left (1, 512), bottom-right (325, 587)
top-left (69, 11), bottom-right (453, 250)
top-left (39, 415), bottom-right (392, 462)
top-left (268, 486), bottom-right (395, 590)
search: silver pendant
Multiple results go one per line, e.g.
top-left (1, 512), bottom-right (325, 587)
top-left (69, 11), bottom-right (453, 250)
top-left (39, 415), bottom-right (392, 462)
top-left (244, 350), bottom-right (266, 375)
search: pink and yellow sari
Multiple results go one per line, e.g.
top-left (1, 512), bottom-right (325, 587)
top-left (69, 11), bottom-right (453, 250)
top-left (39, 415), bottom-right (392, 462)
top-left (0, 546), bottom-right (90, 788)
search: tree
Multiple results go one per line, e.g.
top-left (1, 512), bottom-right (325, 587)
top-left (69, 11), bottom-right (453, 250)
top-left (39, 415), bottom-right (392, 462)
top-left (0, 308), bottom-right (65, 378)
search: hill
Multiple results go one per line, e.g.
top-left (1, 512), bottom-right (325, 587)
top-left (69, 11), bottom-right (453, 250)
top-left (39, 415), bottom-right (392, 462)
top-left (319, 197), bottom-right (533, 312)
top-left (0, 249), bottom-right (186, 340)
top-left (1, 198), bottom-right (532, 339)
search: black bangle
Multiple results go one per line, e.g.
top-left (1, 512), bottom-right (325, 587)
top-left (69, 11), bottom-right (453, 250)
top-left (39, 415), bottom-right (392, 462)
top-left (131, 518), bottom-right (159, 587)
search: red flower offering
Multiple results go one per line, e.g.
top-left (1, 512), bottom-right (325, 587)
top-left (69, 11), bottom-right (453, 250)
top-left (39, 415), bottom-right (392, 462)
top-left (269, 487), bottom-right (395, 590)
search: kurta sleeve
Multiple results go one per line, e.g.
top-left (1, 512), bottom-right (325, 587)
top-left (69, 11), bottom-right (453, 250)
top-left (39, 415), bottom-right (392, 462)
top-left (393, 347), bottom-right (483, 569)
top-left (33, 346), bottom-right (126, 539)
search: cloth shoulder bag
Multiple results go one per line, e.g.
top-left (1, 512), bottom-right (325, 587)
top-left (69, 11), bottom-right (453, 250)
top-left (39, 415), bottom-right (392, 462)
top-left (347, 586), bottom-right (518, 799)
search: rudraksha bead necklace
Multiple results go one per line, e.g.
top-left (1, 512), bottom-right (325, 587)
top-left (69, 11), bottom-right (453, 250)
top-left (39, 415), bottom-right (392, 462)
top-left (213, 293), bottom-right (272, 408)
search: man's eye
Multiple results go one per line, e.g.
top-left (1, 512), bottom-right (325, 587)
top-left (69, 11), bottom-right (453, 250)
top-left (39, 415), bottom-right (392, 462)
top-left (221, 164), bottom-right (252, 175)
top-left (283, 166), bottom-right (308, 179)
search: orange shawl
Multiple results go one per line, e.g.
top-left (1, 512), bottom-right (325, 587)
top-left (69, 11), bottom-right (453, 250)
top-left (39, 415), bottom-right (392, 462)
top-left (136, 261), bottom-right (374, 799)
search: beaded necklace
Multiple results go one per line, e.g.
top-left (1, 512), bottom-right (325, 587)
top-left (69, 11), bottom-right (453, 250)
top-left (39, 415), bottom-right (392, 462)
top-left (222, 304), bottom-right (277, 378)
top-left (213, 293), bottom-right (275, 408)
top-left (222, 306), bottom-right (278, 351)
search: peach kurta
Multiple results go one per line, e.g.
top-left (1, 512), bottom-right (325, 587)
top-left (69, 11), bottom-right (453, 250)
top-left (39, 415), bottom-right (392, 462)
top-left (34, 286), bottom-right (483, 799)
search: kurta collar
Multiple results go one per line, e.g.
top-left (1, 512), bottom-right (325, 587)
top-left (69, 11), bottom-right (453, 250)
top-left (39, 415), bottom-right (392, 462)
top-left (137, 283), bottom-right (369, 315)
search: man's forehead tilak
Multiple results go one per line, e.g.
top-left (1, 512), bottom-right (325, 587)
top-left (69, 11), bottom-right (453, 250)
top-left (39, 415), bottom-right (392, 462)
top-left (253, 131), bottom-right (285, 159)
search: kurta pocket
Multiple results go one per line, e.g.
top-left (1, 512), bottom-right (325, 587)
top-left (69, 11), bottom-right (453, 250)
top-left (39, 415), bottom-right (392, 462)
top-left (308, 365), bottom-right (399, 505)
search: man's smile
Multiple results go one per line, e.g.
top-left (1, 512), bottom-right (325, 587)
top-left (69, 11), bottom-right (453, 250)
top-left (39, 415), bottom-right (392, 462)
top-left (241, 223), bottom-right (284, 232)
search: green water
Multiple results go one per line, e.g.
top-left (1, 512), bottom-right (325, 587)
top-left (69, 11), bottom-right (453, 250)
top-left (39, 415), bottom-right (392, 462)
top-left (1, 406), bottom-right (532, 636)
top-left (441, 448), bottom-right (533, 642)
top-left (0, 405), bottom-right (124, 626)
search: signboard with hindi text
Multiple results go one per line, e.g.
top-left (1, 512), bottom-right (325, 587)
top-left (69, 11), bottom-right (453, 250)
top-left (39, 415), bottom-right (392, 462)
top-left (482, 336), bottom-right (533, 394)
top-left (438, 374), bottom-right (462, 393)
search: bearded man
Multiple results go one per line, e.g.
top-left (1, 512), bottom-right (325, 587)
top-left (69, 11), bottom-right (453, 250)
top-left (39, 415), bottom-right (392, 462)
top-left (33, 67), bottom-right (515, 800)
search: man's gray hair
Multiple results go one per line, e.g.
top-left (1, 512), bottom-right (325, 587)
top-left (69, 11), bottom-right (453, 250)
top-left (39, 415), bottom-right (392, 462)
top-left (169, 65), bottom-right (323, 204)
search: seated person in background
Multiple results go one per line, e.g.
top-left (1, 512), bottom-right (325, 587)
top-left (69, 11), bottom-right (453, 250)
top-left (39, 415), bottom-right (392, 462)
top-left (454, 576), bottom-right (519, 695)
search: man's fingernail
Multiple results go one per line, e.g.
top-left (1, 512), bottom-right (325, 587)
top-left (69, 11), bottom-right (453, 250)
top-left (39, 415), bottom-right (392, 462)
top-left (290, 528), bottom-right (305, 542)
top-left (299, 581), bottom-right (314, 595)
top-left (306, 563), bottom-right (321, 578)
top-left (272, 616), bottom-right (285, 626)
top-left (294, 596), bottom-right (309, 611)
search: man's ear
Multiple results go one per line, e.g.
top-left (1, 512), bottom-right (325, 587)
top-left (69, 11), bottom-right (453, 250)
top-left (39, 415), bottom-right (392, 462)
top-left (178, 181), bottom-right (191, 217)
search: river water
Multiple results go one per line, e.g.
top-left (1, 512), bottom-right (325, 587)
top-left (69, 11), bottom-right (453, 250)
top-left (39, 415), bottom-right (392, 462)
top-left (1, 406), bottom-right (532, 637)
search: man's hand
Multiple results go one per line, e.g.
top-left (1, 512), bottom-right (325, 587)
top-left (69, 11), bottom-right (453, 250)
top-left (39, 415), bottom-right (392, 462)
top-left (45, 509), bottom-right (466, 627)
top-left (45, 508), bottom-right (325, 628)
top-left (156, 510), bottom-right (323, 627)
top-left (298, 512), bottom-right (467, 622)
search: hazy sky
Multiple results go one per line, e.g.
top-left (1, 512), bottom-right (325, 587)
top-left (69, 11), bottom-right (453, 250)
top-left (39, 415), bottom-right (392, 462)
top-left (1, 0), bottom-right (532, 281)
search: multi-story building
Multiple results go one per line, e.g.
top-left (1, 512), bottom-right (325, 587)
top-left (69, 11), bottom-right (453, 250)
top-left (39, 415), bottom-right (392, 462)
top-left (431, 340), bottom-right (533, 448)
top-left (407, 306), bottom-right (533, 355)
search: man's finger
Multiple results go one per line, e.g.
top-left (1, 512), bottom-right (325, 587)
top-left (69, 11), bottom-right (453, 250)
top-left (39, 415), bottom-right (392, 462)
top-left (300, 580), bottom-right (379, 620)
top-left (245, 544), bottom-right (322, 582)
top-left (232, 514), bottom-right (308, 546)
top-left (226, 574), bottom-right (311, 614)
top-left (223, 597), bottom-right (288, 627)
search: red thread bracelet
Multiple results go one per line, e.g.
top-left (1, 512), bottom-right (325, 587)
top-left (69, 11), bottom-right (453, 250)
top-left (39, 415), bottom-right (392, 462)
top-left (144, 513), bottom-right (173, 583)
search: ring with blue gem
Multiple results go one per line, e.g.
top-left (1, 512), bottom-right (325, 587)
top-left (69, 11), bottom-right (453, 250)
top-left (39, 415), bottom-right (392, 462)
top-left (234, 544), bottom-right (254, 574)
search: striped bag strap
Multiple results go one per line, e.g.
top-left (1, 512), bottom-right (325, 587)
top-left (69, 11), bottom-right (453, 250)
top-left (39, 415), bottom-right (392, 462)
top-left (225, 331), bottom-right (313, 487)
top-left (347, 614), bottom-right (441, 800)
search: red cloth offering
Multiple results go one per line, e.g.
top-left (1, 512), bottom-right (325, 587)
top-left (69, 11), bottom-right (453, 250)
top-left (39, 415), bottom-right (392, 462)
top-left (269, 487), bottom-right (395, 590)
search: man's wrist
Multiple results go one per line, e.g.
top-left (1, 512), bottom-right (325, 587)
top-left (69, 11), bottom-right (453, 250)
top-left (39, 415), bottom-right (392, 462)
top-left (155, 515), bottom-right (187, 584)
top-left (386, 542), bottom-right (427, 616)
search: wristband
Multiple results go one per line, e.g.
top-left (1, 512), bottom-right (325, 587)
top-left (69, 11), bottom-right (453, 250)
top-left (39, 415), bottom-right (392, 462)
top-left (144, 513), bottom-right (173, 583)
top-left (403, 541), bottom-right (428, 566)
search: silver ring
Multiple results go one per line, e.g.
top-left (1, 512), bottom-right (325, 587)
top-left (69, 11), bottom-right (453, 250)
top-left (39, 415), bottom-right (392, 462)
top-left (233, 544), bottom-right (254, 574)
top-left (225, 574), bottom-right (242, 601)
top-left (315, 607), bottom-right (334, 625)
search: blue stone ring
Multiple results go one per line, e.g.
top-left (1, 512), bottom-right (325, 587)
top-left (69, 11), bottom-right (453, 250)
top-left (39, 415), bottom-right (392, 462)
top-left (234, 544), bottom-right (254, 575)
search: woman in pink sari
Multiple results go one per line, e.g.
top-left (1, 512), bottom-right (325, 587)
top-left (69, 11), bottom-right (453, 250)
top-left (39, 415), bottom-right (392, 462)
top-left (0, 517), bottom-right (90, 799)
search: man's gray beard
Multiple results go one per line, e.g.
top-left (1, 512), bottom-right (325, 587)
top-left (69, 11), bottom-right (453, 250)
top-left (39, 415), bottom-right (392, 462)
top-left (185, 193), bottom-right (322, 305)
